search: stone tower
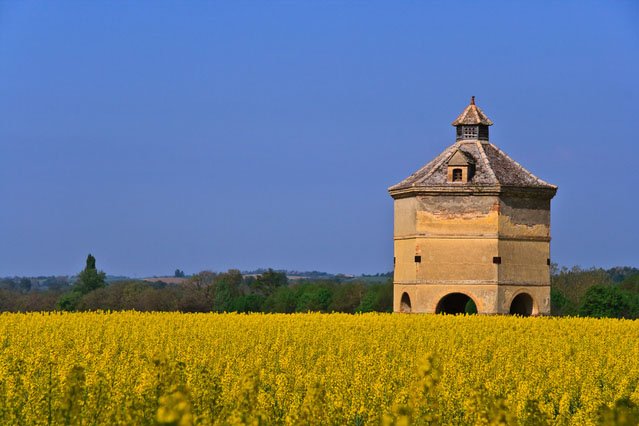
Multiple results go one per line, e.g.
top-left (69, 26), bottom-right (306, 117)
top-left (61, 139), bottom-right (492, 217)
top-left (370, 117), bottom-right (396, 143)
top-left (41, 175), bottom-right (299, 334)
top-left (388, 97), bottom-right (557, 315)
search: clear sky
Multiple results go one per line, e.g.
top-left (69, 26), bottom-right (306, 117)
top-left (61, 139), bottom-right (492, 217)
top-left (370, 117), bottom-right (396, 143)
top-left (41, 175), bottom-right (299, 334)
top-left (1, 1), bottom-right (638, 277)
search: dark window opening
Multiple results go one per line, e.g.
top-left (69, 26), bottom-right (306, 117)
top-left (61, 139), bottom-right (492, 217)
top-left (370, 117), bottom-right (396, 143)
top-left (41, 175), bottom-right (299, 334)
top-left (414, 255), bottom-right (421, 263)
top-left (393, 257), bottom-right (396, 265)
top-left (547, 258), bottom-right (551, 266)
top-left (400, 292), bottom-right (412, 313)
top-left (452, 168), bottom-right (463, 182)
top-left (436, 293), bottom-right (477, 315)
top-left (493, 256), bottom-right (501, 264)
top-left (510, 293), bottom-right (534, 316)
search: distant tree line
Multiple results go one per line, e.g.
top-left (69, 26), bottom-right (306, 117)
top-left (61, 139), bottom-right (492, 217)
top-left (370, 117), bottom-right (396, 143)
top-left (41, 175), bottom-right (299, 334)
top-left (2, 256), bottom-right (638, 318)
top-left (551, 265), bottom-right (639, 319)
top-left (0, 255), bottom-right (392, 313)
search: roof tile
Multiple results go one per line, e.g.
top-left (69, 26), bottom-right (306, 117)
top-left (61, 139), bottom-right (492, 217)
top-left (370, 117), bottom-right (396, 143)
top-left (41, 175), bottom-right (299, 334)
top-left (389, 141), bottom-right (556, 192)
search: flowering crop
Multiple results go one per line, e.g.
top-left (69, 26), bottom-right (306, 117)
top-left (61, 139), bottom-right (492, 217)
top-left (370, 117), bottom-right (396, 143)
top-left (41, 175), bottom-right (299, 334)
top-left (0, 312), bottom-right (637, 425)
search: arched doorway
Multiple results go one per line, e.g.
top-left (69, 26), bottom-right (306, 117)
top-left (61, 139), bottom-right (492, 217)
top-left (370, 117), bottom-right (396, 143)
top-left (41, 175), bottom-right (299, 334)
top-left (510, 293), bottom-right (534, 316)
top-left (400, 292), bottom-right (412, 313)
top-left (436, 293), bottom-right (477, 314)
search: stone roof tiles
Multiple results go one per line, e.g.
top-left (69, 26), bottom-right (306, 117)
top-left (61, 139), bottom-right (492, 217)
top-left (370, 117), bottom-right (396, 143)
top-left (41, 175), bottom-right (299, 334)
top-left (388, 140), bottom-right (556, 194)
top-left (451, 96), bottom-right (494, 126)
top-left (447, 149), bottom-right (476, 166)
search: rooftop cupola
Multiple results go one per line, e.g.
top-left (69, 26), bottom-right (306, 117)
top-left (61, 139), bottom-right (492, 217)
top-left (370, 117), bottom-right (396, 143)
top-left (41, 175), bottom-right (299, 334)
top-left (452, 96), bottom-right (493, 141)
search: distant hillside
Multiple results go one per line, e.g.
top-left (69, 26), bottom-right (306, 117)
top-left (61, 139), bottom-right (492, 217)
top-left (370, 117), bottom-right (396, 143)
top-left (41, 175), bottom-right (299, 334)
top-left (242, 269), bottom-right (392, 282)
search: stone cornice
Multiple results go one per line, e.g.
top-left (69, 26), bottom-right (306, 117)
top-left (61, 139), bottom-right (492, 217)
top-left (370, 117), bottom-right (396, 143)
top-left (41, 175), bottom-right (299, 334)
top-left (394, 281), bottom-right (551, 287)
top-left (394, 234), bottom-right (551, 242)
top-left (388, 185), bottom-right (557, 200)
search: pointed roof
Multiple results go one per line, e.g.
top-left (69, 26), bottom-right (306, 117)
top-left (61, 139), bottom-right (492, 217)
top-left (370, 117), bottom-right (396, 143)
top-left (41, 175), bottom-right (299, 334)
top-left (448, 149), bottom-right (475, 166)
top-left (388, 140), bottom-right (556, 196)
top-left (451, 96), bottom-right (494, 126)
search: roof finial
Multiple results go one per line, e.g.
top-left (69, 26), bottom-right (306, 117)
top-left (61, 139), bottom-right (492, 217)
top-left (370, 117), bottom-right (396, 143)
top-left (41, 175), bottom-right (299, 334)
top-left (470, 96), bottom-right (475, 105)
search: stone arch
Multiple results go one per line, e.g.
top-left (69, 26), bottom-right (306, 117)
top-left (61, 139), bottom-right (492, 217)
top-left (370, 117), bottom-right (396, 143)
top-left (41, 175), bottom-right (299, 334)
top-left (509, 292), bottom-right (535, 316)
top-left (400, 292), bottom-right (412, 313)
top-left (436, 292), bottom-right (478, 315)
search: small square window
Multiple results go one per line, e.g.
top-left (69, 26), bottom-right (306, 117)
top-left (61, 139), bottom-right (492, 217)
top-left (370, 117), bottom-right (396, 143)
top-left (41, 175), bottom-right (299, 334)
top-left (493, 256), bottom-right (501, 264)
top-left (414, 255), bottom-right (421, 263)
top-left (463, 126), bottom-right (478, 139)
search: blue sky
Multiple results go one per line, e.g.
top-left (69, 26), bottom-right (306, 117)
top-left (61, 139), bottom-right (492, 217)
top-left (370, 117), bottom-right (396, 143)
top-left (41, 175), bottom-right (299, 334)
top-left (0, 1), bottom-right (637, 277)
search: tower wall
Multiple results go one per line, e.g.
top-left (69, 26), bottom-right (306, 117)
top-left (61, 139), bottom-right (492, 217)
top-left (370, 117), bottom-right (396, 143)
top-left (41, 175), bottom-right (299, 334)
top-left (393, 192), bottom-right (553, 315)
top-left (496, 195), bottom-right (552, 314)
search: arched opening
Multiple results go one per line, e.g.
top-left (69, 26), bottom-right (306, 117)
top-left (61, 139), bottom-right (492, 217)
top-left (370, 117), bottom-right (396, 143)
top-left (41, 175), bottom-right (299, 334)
top-left (400, 292), bottom-right (412, 313)
top-left (436, 293), bottom-right (477, 315)
top-left (510, 293), bottom-right (534, 316)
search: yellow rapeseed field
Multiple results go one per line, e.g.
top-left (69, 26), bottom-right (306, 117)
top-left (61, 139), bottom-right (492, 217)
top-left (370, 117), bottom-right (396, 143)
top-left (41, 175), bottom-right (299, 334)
top-left (0, 312), bottom-right (638, 425)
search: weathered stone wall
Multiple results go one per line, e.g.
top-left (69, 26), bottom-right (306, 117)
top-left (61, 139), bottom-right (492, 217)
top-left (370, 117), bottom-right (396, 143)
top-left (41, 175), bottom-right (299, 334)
top-left (393, 192), bottom-right (552, 315)
top-left (497, 285), bottom-right (551, 315)
top-left (393, 284), bottom-right (498, 314)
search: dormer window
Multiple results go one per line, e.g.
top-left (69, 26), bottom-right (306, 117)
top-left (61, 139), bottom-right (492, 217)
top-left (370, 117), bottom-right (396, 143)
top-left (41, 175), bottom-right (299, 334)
top-left (447, 149), bottom-right (475, 183)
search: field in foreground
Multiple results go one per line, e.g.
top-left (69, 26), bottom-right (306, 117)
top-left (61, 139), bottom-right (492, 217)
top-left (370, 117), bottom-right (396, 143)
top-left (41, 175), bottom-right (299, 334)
top-left (0, 313), bottom-right (638, 425)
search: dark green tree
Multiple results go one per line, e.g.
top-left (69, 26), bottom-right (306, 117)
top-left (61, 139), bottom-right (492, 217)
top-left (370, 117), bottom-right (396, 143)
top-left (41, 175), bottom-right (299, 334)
top-left (75, 254), bottom-right (107, 295)
top-left (579, 285), bottom-right (631, 318)
top-left (551, 288), bottom-right (572, 316)
top-left (232, 294), bottom-right (266, 313)
top-left (262, 286), bottom-right (297, 313)
top-left (250, 269), bottom-right (288, 296)
top-left (296, 285), bottom-right (333, 312)
top-left (57, 254), bottom-right (106, 311)
top-left (328, 283), bottom-right (365, 313)
top-left (212, 270), bottom-right (242, 312)
top-left (619, 274), bottom-right (639, 293)
top-left (357, 281), bottom-right (393, 313)
top-left (18, 277), bottom-right (32, 293)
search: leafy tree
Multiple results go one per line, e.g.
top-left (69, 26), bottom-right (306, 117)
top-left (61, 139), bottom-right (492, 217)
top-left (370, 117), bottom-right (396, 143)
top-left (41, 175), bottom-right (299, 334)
top-left (552, 267), bottom-right (612, 315)
top-left (57, 291), bottom-right (83, 312)
top-left (18, 277), bottom-right (32, 293)
top-left (232, 294), bottom-right (266, 313)
top-left (174, 269), bottom-right (185, 278)
top-left (212, 270), bottom-right (242, 312)
top-left (250, 269), bottom-right (288, 296)
top-left (606, 267), bottom-right (639, 283)
top-left (619, 274), bottom-right (639, 293)
top-left (57, 254), bottom-right (106, 311)
top-left (75, 254), bottom-right (106, 295)
top-left (296, 285), bottom-right (333, 312)
top-left (579, 285), bottom-right (631, 318)
top-left (551, 288), bottom-right (573, 316)
top-left (328, 283), bottom-right (365, 313)
top-left (263, 286), bottom-right (297, 313)
top-left (357, 282), bottom-right (393, 313)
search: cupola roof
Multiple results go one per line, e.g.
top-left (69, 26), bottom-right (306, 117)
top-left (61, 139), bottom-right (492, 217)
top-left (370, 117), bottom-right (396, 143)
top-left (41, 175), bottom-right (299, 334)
top-left (451, 96), bottom-right (494, 126)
